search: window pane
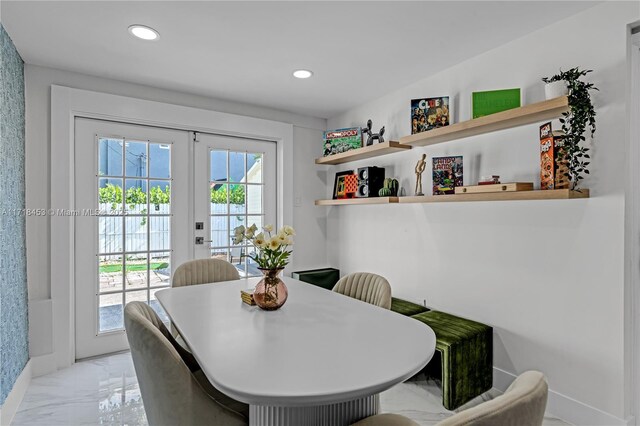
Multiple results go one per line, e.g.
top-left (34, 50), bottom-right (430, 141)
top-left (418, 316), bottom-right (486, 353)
top-left (229, 152), bottom-right (245, 183)
top-left (125, 216), bottom-right (148, 252)
top-left (149, 252), bottom-right (171, 288)
top-left (125, 141), bottom-right (147, 177)
top-left (149, 217), bottom-right (170, 251)
top-left (210, 150), bottom-right (227, 182)
top-left (210, 183), bottom-right (228, 215)
top-left (98, 138), bottom-right (123, 177)
top-left (211, 248), bottom-right (229, 262)
top-left (125, 180), bottom-right (147, 215)
top-left (210, 216), bottom-right (228, 248)
top-left (247, 215), bottom-right (263, 234)
top-left (99, 216), bottom-right (123, 254)
top-left (149, 143), bottom-right (170, 179)
top-left (229, 184), bottom-right (246, 214)
top-left (99, 294), bottom-right (123, 332)
top-left (230, 216), bottom-right (246, 246)
top-left (247, 153), bottom-right (262, 184)
top-left (98, 178), bottom-right (123, 214)
top-left (246, 185), bottom-right (262, 214)
top-left (125, 254), bottom-right (148, 289)
top-left (149, 180), bottom-right (170, 215)
top-left (229, 246), bottom-right (245, 268)
top-left (150, 288), bottom-right (170, 323)
top-left (99, 255), bottom-right (123, 293)
top-left (125, 290), bottom-right (148, 305)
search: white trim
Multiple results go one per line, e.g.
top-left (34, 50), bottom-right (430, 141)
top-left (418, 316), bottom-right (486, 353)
top-left (28, 353), bottom-right (57, 378)
top-left (494, 367), bottom-right (634, 426)
top-left (51, 85), bottom-right (294, 368)
top-left (0, 360), bottom-right (32, 426)
top-left (627, 26), bottom-right (640, 426)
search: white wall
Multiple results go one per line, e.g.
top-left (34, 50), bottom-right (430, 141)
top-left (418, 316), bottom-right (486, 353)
top-left (24, 65), bottom-right (328, 356)
top-left (326, 3), bottom-right (637, 423)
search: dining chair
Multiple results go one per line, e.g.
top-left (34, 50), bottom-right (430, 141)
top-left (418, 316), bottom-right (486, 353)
top-left (351, 371), bottom-right (548, 426)
top-left (172, 258), bottom-right (240, 288)
top-left (124, 301), bottom-right (249, 426)
top-left (332, 272), bottom-right (392, 310)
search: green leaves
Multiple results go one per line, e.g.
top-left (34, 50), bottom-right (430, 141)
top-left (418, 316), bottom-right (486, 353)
top-left (210, 185), bottom-right (245, 205)
top-left (543, 67), bottom-right (598, 190)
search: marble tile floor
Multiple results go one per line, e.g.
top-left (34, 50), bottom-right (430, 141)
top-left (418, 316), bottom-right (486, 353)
top-left (12, 352), bottom-right (570, 426)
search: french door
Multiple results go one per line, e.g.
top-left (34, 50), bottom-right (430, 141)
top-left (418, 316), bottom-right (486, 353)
top-left (74, 120), bottom-right (277, 359)
top-left (74, 118), bottom-right (191, 359)
top-left (193, 133), bottom-right (277, 277)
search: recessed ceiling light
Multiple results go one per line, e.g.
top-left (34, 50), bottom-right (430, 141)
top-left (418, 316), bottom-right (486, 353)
top-left (293, 69), bottom-right (313, 79)
top-left (128, 25), bottom-right (159, 41)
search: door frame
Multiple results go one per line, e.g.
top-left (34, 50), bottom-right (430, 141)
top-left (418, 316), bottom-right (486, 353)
top-left (627, 25), bottom-right (640, 425)
top-left (51, 85), bottom-right (293, 369)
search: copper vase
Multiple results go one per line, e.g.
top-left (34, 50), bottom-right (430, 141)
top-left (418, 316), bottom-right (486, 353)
top-left (253, 268), bottom-right (288, 311)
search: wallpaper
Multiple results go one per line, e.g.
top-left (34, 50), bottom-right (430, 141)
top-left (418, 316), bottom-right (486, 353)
top-left (0, 23), bottom-right (28, 405)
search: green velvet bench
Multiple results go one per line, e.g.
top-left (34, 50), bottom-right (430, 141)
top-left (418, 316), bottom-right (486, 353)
top-left (390, 298), bottom-right (493, 410)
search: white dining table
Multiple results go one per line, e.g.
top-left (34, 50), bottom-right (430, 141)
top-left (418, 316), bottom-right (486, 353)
top-left (156, 277), bottom-right (436, 426)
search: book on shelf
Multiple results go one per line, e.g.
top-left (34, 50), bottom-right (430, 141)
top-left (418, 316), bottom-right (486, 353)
top-left (432, 156), bottom-right (463, 195)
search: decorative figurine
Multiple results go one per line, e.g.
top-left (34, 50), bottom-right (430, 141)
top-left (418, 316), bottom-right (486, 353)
top-left (362, 119), bottom-right (385, 146)
top-left (415, 154), bottom-right (427, 196)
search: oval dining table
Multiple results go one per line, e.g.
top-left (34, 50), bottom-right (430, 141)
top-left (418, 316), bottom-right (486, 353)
top-left (156, 276), bottom-right (436, 426)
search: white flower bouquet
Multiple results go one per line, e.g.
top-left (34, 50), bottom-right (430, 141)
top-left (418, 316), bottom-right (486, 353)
top-left (233, 224), bottom-right (295, 270)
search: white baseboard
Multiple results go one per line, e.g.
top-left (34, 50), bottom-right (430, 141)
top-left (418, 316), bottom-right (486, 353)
top-left (0, 360), bottom-right (32, 426)
top-left (29, 352), bottom-right (57, 377)
top-left (493, 367), bottom-right (631, 426)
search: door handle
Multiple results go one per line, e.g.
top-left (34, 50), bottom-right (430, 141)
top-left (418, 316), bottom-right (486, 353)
top-left (195, 237), bottom-right (213, 245)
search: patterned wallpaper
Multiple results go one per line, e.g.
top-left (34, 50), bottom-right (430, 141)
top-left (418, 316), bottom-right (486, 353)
top-left (0, 23), bottom-right (28, 405)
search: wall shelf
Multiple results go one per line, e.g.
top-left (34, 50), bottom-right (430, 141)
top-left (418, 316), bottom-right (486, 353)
top-left (315, 189), bottom-right (589, 205)
top-left (399, 189), bottom-right (588, 203)
top-left (315, 141), bottom-right (412, 165)
top-left (314, 197), bottom-right (399, 206)
top-left (398, 96), bottom-right (569, 147)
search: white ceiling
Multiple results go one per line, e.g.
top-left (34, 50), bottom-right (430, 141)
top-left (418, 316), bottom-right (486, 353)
top-left (1, 1), bottom-right (599, 119)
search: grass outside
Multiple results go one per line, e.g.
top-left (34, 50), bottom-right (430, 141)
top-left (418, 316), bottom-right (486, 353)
top-left (100, 262), bottom-right (169, 274)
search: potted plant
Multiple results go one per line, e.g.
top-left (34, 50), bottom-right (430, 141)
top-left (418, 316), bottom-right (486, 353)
top-left (233, 224), bottom-right (295, 310)
top-left (542, 67), bottom-right (598, 190)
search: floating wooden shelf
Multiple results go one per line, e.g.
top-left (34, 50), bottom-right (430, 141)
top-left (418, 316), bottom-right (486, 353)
top-left (399, 96), bottom-right (569, 147)
top-left (314, 197), bottom-right (399, 206)
top-left (398, 189), bottom-right (589, 203)
top-left (315, 141), bottom-right (412, 165)
top-left (315, 189), bottom-right (589, 205)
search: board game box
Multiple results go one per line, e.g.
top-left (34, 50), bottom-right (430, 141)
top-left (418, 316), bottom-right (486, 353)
top-left (432, 156), bottom-right (463, 195)
top-left (411, 97), bottom-right (450, 134)
top-left (323, 127), bottom-right (363, 157)
top-left (540, 122), bottom-right (569, 190)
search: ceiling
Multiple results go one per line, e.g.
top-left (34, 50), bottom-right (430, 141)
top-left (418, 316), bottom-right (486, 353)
top-left (1, 1), bottom-right (599, 119)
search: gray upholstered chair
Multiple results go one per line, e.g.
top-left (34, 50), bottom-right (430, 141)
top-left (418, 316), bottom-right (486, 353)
top-left (172, 258), bottom-right (240, 288)
top-left (351, 371), bottom-right (548, 426)
top-left (124, 302), bottom-right (248, 426)
top-left (332, 272), bottom-right (392, 310)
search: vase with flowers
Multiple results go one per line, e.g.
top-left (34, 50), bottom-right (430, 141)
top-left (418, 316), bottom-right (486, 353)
top-left (233, 223), bottom-right (295, 310)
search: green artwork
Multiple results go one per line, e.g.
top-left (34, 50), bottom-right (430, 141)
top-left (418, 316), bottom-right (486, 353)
top-left (472, 88), bottom-right (521, 119)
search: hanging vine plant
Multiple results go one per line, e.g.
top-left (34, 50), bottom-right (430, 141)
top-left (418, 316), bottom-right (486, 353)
top-left (542, 67), bottom-right (598, 190)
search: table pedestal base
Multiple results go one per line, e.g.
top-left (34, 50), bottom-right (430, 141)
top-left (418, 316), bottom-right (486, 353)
top-left (249, 394), bottom-right (379, 426)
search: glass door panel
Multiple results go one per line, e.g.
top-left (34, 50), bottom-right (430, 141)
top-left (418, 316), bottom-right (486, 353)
top-left (75, 118), bottom-right (190, 359)
top-left (195, 134), bottom-right (276, 277)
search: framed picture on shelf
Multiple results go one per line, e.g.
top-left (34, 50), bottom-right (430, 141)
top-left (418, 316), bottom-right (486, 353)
top-left (333, 170), bottom-right (356, 199)
top-left (411, 96), bottom-right (450, 134)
